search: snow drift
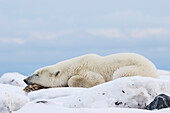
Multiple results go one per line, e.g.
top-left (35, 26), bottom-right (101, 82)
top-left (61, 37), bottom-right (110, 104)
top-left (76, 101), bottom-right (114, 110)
top-left (62, 76), bottom-right (170, 109)
top-left (0, 72), bottom-right (26, 87)
top-left (0, 70), bottom-right (170, 113)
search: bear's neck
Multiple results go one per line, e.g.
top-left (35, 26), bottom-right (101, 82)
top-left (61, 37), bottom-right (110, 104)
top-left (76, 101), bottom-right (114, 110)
top-left (54, 57), bottom-right (87, 76)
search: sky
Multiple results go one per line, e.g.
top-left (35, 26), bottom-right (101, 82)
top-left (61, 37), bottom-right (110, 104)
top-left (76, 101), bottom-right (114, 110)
top-left (0, 0), bottom-right (170, 76)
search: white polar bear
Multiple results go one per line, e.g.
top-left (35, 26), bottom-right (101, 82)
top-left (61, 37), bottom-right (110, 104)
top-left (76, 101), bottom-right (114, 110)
top-left (24, 53), bottom-right (158, 91)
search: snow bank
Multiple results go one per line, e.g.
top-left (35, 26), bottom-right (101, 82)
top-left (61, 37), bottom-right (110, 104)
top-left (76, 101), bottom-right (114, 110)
top-left (63, 76), bottom-right (170, 109)
top-left (0, 72), bottom-right (26, 87)
top-left (14, 104), bottom-right (170, 113)
top-left (14, 100), bottom-right (170, 113)
top-left (0, 84), bottom-right (29, 113)
top-left (0, 84), bottom-right (25, 94)
top-left (158, 70), bottom-right (170, 76)
top-left (0, 73), bottom-right (29, 113)
top-left (0, 92), bottom-right (29, 113)
top-left (17, 76), bottom-right (170, 112)
top-left (28, 87), bottom-right (87, 101)
top-left (157, 70), bottom-right (170, 81)
top-left (0, 70), bottom-right (170, 113)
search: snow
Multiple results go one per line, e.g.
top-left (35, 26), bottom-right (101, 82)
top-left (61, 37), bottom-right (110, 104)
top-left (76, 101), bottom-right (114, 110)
top-left (0, 84), bottom-right (29, 113)
top-left (28, 87), bottom-right (87, 101)
top-left (0, 73), bottom-right (29, 113)
top-left (0, 72), bottom-right (26, 87)
top-left (158, 70), bottom-right (170, 75)
top-left (0, 70), bottom-right (170, 113)
top-left (12, 104), bottom-right (170, 113)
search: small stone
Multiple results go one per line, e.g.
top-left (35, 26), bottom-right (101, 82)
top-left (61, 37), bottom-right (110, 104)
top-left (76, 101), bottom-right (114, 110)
top-left (122, 90), bottom-right (125, 93)
top-left (36, 101), bottom-right (48, 104)
top-left (115, 101), bottom-right (123, 105)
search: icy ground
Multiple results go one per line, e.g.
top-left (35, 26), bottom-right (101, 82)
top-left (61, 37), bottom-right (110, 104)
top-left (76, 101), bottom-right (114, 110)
top-left (0, 70), bottom-right (170, 113)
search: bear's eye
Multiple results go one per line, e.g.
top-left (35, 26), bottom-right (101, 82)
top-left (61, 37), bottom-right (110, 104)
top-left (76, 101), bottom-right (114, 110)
top-left (55, 71), bottom-right (60, 76)
top-left (35, 74), bottom-right (39, 76)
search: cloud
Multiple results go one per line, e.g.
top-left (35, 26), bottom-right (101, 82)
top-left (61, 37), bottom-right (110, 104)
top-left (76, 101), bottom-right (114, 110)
top-left (154, 47), bottom-right (168, 52)
top-left (87, 29), bottom-right (124, 38)
top-left (107, 10), bottom-right (145, 19)
top-left (0, 28), bottom-right (170, 45)
top-left (0, 38), bottom-right (25, 44)
top-left (88, 28), bottom-right (170, 39)
top-left (105, 10), bottom-right (170, 24)
top-left (28, 30), bottom-right (74, 40)
top-left (130, 28), bottom-right (170, 38)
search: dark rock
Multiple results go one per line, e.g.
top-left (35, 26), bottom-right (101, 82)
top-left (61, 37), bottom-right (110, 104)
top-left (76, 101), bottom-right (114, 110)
top-left (115, 101), bottom-right (123, 105)
top-left (122, 90), bottom-right (125, 93)
top-left (146, 94), bottom-right (170, 110)
top-left (36, 101), bottom-right (48, 104)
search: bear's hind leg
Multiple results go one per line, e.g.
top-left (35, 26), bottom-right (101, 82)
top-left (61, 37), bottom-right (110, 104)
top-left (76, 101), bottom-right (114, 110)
top-left (112, 65), bottom-right (158, 80)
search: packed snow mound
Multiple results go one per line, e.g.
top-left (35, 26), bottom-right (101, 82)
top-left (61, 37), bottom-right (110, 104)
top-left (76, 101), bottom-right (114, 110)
top-left (0, 70), bottom-right (170, 113)
top-left (62, 76), bottom-right (170, 109)
top-left (158, 70), bottom-right (170, 76)
top-left (0, 92), bottom-right (29, 113)
top-left (0, 73), bottom-right (29, 112)
top-left (14, 76), bottom-right (170, 113)
top-left (0, 72), bottom-right (26, 87)
top-left (0, 84), bottom-right (29, 113)
top-left (157, 70), bottom-right (170, 80)
top-left (0, 84), bottom-right (25, 94)
top-left (14, 102), bottom-right (170, 113)
top-left (28, 87), bottom-right (87, 101)
top-left (25, 76), bottom-right (170, 109)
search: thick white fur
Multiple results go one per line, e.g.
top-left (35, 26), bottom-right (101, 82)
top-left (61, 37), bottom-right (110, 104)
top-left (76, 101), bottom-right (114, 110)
top-left (26, 53), bottom-right (158, 88)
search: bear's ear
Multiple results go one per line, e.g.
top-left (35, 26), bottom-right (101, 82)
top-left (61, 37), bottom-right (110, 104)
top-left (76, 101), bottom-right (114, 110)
top-left (39, 69), bottom-right (47, 74)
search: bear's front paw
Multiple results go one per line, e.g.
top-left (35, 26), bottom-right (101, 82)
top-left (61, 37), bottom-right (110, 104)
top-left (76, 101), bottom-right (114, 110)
top-left (23, 84), bottom-right (44, 93)
top-left (68, 76), bottom-right (92, 88)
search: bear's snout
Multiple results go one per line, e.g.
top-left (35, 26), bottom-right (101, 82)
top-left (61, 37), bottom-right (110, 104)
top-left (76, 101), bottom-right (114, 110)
top-left (23, 78), bottom-right (34, 85)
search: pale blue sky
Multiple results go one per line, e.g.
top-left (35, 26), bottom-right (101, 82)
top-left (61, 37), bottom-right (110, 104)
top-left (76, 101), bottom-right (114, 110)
top-left (0, 0), bottom-right (170, 76)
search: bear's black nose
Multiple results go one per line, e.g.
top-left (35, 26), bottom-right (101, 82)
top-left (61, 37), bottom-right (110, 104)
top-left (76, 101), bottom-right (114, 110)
top-left (23, 79), bottom-right (28, 84)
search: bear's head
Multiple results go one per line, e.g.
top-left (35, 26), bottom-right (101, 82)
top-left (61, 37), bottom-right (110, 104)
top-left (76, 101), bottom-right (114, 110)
top-left (23, 66), bottom-right (71, 87)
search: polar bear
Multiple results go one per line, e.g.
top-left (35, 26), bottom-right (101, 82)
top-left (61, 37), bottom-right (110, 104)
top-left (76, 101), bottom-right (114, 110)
top-left (23, 53), bottom-right (158, 92)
